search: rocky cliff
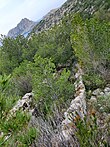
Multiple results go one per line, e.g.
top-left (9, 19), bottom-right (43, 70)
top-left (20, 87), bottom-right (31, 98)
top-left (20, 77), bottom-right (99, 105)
top-left (7, 18), bottom-right (37, 38)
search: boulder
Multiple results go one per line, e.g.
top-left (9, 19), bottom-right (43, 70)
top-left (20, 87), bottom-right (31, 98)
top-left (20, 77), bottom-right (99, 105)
top-left (8, 92), bottom-right (33, 119)
top-left (104, 87), bottom-right (110, 93)
top-left (92, 88), bottom-right (101, 96)
top-left (90, 96), bottom-right (97, 103)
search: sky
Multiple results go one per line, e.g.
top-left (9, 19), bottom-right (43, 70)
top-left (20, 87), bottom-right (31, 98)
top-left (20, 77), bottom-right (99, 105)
top-left (0, 0), bottom-right (67, 35)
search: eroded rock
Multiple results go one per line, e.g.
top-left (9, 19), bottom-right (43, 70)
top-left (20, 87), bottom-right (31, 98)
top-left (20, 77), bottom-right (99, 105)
top-left (7, 92), bottom-right (33, 119)
top-left (62, 64), bottom-right (86, 140)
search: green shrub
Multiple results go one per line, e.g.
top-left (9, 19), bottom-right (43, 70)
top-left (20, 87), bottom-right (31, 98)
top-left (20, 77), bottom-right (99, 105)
top-left (96, 95), bottom-right (110, 113)
top-left (71, 14), bottom-right (110, 87)
top-left (76, 115), bottom-right (109, 146)
top-left (18, 127), bottom-right (38, 146)
top-left (0, 111), bottom-right (30, 133)
top-left (32, 55), bottom-right (74, 118)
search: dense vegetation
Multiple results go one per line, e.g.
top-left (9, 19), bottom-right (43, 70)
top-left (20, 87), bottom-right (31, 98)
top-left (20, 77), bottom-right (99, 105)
top-left (0, 8), bottom-right (110, 146)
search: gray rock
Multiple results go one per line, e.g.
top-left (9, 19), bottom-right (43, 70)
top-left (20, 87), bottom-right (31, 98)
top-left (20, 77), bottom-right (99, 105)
top-left (7, 92), bottom-right (33, 119)
top-left (90, 96), bottom-right (97, 103)
top-left (7, 18), bottom-right (37, 38)
top-left (29, 0), bottom-right (109, 37)
top-left (92, 88), bottom-right (101, 96)
top-left (62, 64), bottom-right (86, 140)
top-left (99, 107), bottom-right (104, 112)
top-left (99, 92), bottom-right (104, 96)
top-left (104, 87), bottom-right (110, 93)
top-left (105, 92), bottom-right (110, 97)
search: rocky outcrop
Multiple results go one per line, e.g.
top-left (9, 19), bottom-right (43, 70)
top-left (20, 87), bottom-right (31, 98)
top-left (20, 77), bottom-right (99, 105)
top-left (7, 18), bottom-right (37, 38)
top-left (7, 92), bottom-right (34, 119)
top-left (7, 0), bottom-right (109, 38)
top-left (0, 92), bottom-right (34, 145)
top-left (89, 86), bottom-right (110, 115)
top-left (62, 64), bottom-right (86, 141)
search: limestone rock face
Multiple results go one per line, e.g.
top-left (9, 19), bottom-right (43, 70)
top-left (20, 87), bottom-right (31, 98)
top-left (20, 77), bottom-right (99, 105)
top-left (62, 64), bottom-right (86, 140)
top-left (8, 92), bottom-right (34, 119)
top-left (7, 18), bottom-right (37, 38)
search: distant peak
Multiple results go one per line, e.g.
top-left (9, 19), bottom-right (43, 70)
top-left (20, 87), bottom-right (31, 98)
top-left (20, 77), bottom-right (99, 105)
top-left (7, 18), bottom-right (37, 38)
top-left (19, 18), bottom-right (33, 24)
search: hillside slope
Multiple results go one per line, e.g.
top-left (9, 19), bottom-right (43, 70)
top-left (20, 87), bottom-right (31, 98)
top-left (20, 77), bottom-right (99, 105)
top-left (0, 0), bottom-right (110, 146)
top-left (31, 0), bottom-right (110, 35)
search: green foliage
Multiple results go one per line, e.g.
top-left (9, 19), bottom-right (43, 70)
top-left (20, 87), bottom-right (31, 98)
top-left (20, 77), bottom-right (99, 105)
top-left (0, 111), bottom-right (30, 133)
top-left (30, 15), bottom-right (73, 64)
top-left (0, 8), bottom-right (110, 146)
top-left (17, 127), bottom-right (38, 146)
top-left (83, 73), bottom-right (105, 90)
top-left (0, 94), bottom-right (19, 119)
top-left (0, 74), bottom-right (20, 119)
top-left (76, 115), bottom-right (109, 146)
top-left (0, 15), bottom-right (74, 75)
top-left (71, 14), bottom-right (110, 88)
top-left (12, 55), bottom-right (74, 118)
top-left (76, 116), bottom-right (97, 147)
top-left (96, 95), bottom-right (110, 113)
top-left (12, 60), bottom-right (32, 96)
top-left (0, 36), bottom-right (28, 74)
top-left (32, 55), bottom-right (55, 100)
top-left (0, 74), bottom-right (11, 92)
top-left (32, 55), bottom-right (74, 117)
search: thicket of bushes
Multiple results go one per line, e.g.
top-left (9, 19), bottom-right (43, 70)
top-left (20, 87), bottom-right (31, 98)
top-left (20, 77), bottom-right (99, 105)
top-left (0, 10), bottom-right (110, 146)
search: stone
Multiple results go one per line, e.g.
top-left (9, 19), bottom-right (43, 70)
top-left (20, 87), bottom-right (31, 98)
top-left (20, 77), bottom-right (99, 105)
top-left (90, 96), bottom-right (97, 103)
top-left (0, 132), bottom-right (4, 138)
top-left (7, 92), bottom-right (33, 119)
top-left (7, 18), bottom-right (37, 38)
top-left (22, 92), bottom-right (33, 99)
top-left (99, 92), bottom-right (104, 96)
top-left (99, 107), bottom-right (104, 112)
top-left (62, 64), bottom-right (86, 140)
top-left (105, 92), bottom-right (110, 96)
top-left (92, 88), bottom-right (101, 96)
top-left (104, 87), bottom-right (110, 93)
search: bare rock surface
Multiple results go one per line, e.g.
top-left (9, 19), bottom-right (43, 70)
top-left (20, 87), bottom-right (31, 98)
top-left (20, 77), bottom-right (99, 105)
top-left (7, 92), bottom-right (33, 119)
top-left (62, 64), bottom-right (86, 141)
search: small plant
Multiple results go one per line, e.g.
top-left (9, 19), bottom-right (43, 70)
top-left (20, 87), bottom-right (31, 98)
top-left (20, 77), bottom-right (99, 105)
top-left (18, 127), bottom-right (38, 146)
top-left (96, 95), bottom-right (110, 113)
top-left (76, 114), bottom-right (109, 146)
top-left (0, 111), bottom-right (30, 134)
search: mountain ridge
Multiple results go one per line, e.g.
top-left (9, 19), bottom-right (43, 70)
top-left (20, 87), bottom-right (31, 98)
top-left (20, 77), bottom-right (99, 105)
top-left (7, 0), bottom-right (110, 38)
top-left (31, 0), bottom-right (110, 35)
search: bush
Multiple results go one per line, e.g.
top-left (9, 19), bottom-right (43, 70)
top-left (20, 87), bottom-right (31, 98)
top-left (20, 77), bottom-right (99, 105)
top-left (71, 14), bottom-right (110, 87)
top-left (76, 115), bottom-right (109, 146)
